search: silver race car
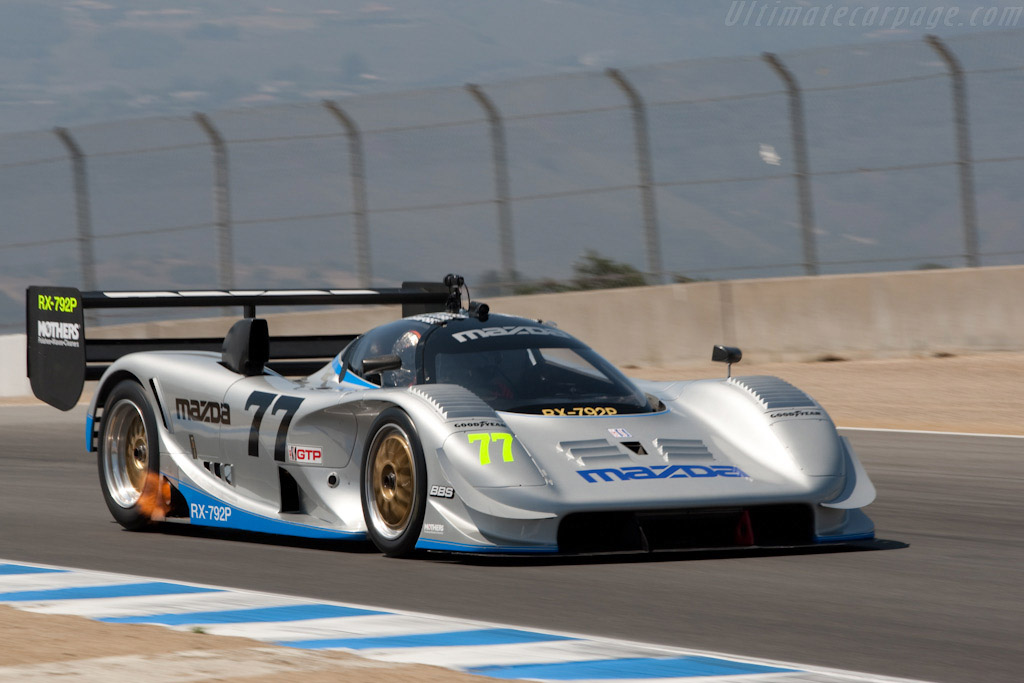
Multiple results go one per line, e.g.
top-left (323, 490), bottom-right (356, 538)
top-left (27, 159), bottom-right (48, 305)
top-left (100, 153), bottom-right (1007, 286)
top-left (27, 276), bottom-right (875, 557)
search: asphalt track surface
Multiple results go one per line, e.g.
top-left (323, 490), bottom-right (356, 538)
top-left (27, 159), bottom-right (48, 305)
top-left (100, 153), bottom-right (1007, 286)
top-left (1, 407), bottom-right (1020, 683)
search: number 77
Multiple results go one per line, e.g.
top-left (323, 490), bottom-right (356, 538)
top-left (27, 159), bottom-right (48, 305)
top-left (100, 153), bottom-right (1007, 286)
top-left (468, 432), bottom-right (514, 465)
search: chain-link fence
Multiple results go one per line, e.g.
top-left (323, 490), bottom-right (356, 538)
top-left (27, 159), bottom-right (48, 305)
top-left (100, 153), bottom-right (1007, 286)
top-left (3, 31), bottom-right (1024, 332)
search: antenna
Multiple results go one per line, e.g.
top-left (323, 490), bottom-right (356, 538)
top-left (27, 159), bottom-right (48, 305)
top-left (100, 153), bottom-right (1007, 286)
top-left (444, 274), bottom-right (464, 313)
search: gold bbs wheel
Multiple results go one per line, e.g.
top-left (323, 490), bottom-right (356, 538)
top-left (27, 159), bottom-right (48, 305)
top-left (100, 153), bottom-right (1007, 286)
top-left (361, 409), bottom-right (426, 556)
top-left (368, 427), bottom-right (415, 537)
top-left (98, 381), bottom-right (163, 531)
top-left (103, 398), bottom-right (150, 508)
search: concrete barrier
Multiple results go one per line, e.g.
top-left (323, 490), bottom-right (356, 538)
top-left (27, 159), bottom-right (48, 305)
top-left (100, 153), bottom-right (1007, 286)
top-left (498, 264), bottom-right (1024, 365)
top-left (7, 265), bottom-right (1023, 399)
top-left (0, 334), bottom-right (30, 398)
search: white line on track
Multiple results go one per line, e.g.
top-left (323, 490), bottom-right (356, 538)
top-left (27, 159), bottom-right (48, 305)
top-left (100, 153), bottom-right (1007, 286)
top-left (23, 591), bottom-right (312, 618)
top-left (364, 640), bottom-right (663, 668)
top-left (839, 426), bottom-right (1023, 439)
top-left (170, 613), bottom-right (501, 641)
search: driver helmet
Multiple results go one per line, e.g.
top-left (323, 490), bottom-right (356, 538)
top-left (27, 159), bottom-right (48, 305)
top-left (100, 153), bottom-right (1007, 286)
top-left (388, 329), bottom-right (421, 387)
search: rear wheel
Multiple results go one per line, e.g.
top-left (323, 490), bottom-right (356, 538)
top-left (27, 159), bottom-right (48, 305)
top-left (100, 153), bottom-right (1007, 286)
top-left (98, 380), bottom-right (166, 530)
top-left (361, 408), bottom-right (426, 557)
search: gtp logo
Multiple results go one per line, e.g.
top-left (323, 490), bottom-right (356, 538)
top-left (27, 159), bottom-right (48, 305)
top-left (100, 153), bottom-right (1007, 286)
top-left (577, 464), bottom-right (749, 483)
top-left (287, 445), bottom-right (323, 464)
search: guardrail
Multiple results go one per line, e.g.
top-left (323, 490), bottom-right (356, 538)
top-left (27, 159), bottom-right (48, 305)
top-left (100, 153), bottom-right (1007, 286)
top-left (3, 30), bottom-right (1024, 336)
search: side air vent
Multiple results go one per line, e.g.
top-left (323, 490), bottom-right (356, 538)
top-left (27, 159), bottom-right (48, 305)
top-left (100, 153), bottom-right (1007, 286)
top-left (654, 438), bottom-right (713, 461)
top-left (558, 439), bottom-right (626, 466)
top-left (202, 461), bottom-right (235, 485)
top-left (728, 375), bottom-right (815, 411)
top-left (279, 467), bottom-right (302, 513)
top-left (410, 385), bottom-right (498, 421)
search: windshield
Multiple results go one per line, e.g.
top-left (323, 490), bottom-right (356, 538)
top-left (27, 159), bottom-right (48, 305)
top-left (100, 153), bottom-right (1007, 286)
top-left (425, 342), bottom-right (652, 415)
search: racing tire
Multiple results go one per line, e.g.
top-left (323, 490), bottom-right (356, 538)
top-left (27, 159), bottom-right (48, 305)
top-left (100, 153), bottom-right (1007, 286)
top-left (361, 408), bottom-right (427, 557)
top-left (97, 380), bottom-right (164, 531)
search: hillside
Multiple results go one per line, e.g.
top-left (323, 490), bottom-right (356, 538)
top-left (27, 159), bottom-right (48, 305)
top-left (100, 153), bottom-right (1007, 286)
top-left (2, 0), bottom-right (1022, 134)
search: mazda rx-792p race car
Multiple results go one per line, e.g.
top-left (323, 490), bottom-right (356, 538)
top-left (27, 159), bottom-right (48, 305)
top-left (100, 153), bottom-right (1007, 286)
top-left (26, 276), bottom-right (875, 557)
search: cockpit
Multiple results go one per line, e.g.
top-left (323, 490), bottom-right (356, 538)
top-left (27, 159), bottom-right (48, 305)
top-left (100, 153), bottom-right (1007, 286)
top-left (336, 314), bottom-right (655, 415)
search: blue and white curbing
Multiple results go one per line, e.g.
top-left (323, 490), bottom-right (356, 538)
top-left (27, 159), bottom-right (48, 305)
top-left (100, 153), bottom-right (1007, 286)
top-left (0, 560), bottom-right (930, 682)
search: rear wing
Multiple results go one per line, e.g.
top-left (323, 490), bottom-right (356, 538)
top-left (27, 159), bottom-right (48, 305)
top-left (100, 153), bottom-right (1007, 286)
top-left (26, 281), bottom-right (451, 411)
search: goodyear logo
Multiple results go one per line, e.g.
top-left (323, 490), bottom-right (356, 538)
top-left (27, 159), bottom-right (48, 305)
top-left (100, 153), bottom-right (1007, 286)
top-left (769, 410), bottom-right (822, 419)
top-left (577, 464), bottom-right (749, 483)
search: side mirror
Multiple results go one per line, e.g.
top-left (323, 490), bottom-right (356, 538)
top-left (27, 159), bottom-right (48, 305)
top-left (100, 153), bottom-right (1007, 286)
top-left (362, 354), bottom-right (402, 376)
top-left (468, 301), bottom-right (489, 322)
top-left (711, 345), bottom-right (742, 378)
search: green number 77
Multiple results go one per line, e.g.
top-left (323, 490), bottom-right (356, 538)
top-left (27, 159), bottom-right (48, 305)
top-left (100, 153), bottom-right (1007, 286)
top-left (468, 432), bottom-right (514, 465)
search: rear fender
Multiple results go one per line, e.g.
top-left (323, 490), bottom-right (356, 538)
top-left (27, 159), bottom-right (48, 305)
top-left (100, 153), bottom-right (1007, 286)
top-left (87, 362), bottom-right (161, 453)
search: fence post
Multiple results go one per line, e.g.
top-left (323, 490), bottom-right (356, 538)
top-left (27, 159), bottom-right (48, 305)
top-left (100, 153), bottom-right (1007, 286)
top-left (323, 100), bottom-right (372, 288)
top-left (53, 128), bottom-right (97, 297)
top-left (763, 53), bottom-right (819, 277)
top-left (926, 35), bottom-right (980, 268)
top-left (466, 83), bottom-right (516, 294)
top-left (606, 68), bottom-right (664, 285)
top-left (193, 112), bottom-right (235, 291)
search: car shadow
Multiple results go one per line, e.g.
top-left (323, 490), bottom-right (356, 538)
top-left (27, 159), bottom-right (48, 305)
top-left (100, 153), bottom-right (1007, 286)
top-left (429, 538), bottom-right (909, 567)
top-left (149, 522), bottom-right (907, 564)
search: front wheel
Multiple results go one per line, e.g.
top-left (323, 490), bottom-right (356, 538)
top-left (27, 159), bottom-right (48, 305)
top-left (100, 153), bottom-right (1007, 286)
top-left (360, 408), bottom-right (426, 557)
top-left (98, 380), bottom-right (166, 530)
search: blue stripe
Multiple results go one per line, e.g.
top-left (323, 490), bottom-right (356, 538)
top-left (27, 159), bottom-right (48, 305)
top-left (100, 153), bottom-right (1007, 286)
top-left (343, 369), bottom-right (378, 389)
top-left (330, 356), bottom-right (378, 388)
top-left (333, 358), bottom-right (378, 388)
top-left (470, 655), bottom-right (796, 680)
top-left (815, 532), bottom-right (875, 543)
top-left (85, 413), bottom-right (94, 452)
top-left (415, 538), bottom-right (559, 554)
top-left (280, 628), bottom-right (575, 650)
top-left (99, 603), bottom-right (384, 625)
top-left (0, 582), bottom-right (221, 602)
top-left (175, 479), bottom-right (366, 540)
top-left (0, 564), bottom-right (68, 576)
